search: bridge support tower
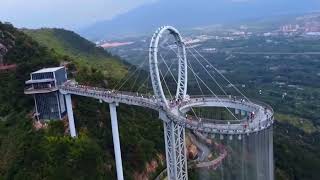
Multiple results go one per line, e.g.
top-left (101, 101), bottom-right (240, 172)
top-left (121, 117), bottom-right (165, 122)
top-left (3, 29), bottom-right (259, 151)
top-left (163, 122), bottom-right (188, 180)
top-left (160, 111), bottom-right (188, 180)
top-left (109, 103), bottom-right (124, 180)
top-left (65, 94), bottom-right (77, 137)
top-left (64, 94), bottom-right (124, 180)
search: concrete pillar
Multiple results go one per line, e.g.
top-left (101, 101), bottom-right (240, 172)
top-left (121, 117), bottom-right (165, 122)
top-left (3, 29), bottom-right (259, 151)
top-left (109, 103), bottom-right (124, 180)
top-left (65, 94), bottom-right (77, 137)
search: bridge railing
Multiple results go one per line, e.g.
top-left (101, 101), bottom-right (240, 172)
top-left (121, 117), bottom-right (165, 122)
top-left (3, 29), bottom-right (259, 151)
top-left (62, 81), bottom-right (156, 98)
top-left (59, 83), bottom-right (161, 110)
top-left (60, 81), bottom-right (274, 135)
top-left (183, 96), bottom-right (259, 110)
top-left (165, 104), bottom-right (274, 134)
top-left (189, 95), bottom-right (273, 111)
top-left (177, 96), bottom-right (259, 121)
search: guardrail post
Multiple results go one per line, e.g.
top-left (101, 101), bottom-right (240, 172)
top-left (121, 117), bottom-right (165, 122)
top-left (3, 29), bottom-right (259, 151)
top-left (109, 102), bottom-right (124, 180)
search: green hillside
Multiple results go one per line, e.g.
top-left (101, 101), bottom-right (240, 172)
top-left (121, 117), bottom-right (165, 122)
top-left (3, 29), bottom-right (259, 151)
top-left (23, 28), bottom-right (127, 80)
top-left (0, 22), bottom-right (164, 179)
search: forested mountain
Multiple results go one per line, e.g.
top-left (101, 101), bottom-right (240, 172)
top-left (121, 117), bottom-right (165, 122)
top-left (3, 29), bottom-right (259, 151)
top-left (0, 22), bottom-right (164, 179)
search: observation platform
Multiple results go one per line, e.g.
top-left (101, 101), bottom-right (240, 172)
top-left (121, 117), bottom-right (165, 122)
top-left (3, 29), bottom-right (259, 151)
top-left (24, 87), bottom-right (59, 94)
top-left (59, 80), bottom-right (274, 136)
top-left (24, 79), bottom-right (58, 94)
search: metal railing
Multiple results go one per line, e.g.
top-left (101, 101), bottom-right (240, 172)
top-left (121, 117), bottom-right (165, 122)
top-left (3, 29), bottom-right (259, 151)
top-left (59, 81), bottom-right (274, 135)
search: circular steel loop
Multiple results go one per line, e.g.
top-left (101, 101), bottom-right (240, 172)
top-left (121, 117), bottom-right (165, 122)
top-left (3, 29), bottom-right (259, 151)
top-left (149, 26), bottom-right (188, 108)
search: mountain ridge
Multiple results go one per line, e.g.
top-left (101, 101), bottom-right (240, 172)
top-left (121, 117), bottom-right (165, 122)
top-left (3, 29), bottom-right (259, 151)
top-left (78, 0), bottom-right (320, 40)
top-left (23, 28), bottom-right (128, 80)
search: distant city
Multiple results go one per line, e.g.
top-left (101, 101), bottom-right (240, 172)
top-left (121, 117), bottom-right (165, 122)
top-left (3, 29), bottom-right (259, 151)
top-left (97, 13), bottom-right (320, 50)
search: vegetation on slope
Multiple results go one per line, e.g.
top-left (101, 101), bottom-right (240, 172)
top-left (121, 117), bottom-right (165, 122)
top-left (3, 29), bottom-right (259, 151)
top-left (275, 113), bottom-right (319, 134)
top-left (0, 22), bottom-right (164, 179)
top-left (23, 28), bottom-right (127, 80)
top-left (274, 122), bottom-right (320, 180)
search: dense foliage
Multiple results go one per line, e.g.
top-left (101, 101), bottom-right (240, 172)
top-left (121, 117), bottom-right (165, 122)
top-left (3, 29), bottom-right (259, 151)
top-left (23, 28), bottom-right (128, 80)
top-left (0, 22), bottom-right (164, 179)
top-left (274, 122), bottom-right (320, 180)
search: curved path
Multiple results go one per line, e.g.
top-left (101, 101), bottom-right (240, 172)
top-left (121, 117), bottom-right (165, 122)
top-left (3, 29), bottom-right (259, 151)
top-left (155, 133), bottom-right (227, 180)
top-left (190, 132), bottom-right (227, 170)
top-left (188, 133), bottom-right (211, 162)
top-left (60, 81), bottom-right (274, 135)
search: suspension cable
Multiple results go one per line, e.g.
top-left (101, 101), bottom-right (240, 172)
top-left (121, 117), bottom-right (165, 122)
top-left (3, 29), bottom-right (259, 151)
top-left (116, 57), bottom-right (148, 91)
top-left (186, 55), bottom-right (239, 120)
top-left (166, 42), bottom-right (237, 120)
top-left (162, 56), bottom-right (176, 79)
top-left (137, 44), bottom-right (176, 94)
top-left (165, 43), bottom-right (205, 122)
top-left (161, 42), bottom-right (201, 120)
top-left (187, 59), bottom-right (204, 96)
top-left (186, 47), bottom-right (229, 96)
top-left (189, 45), bottom-right (251, 102)
top-left (159, 69), bottom-right (173, 100)
top-left (112, 62), bottom-right (137, 89)
top-left (159, 53), bottom-right (178, 84)
top-left (137, 73), bottom-right (150, 92)
top-left (130, 66), bottom-right (144, 90)
top-left (165, 41), bottom-right (204, 96)
top-left (136, 55), bottom-right (175, 94)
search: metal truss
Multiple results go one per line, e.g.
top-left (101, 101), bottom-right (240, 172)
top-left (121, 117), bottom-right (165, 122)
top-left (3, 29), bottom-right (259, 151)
top-left (149, 26), bottom-right (189, 180)
top-left (163, 121), bottom-right (188, 180)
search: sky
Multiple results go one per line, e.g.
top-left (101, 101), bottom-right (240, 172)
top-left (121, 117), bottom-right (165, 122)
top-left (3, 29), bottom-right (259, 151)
top-left (1, 0), bottom-right (319, 32)
top-left (0, 0), bottom-right (157, 30)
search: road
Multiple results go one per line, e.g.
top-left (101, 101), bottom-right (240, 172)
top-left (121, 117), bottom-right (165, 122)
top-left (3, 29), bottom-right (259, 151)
top-left (188, 133), bottom-right (211, 162)
top-left (191, 131), bottom-right (228, 170)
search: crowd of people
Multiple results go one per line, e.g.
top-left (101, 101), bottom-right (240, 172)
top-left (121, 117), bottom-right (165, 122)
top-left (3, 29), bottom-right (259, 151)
top-left (62, 81), bottom-right (159, 105)
top-left (168, 97), bottom-right (190, 108)
top-left (62, 81), bottom-right (273, 133)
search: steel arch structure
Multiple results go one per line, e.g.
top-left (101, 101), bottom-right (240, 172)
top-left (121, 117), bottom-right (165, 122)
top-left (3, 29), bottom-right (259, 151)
top-left (149, 26), bottom-right (188, 180)
top-left (149, 26), bottom-right (188, 107)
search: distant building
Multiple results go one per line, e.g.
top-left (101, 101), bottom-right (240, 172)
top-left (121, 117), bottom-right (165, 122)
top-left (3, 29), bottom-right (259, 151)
top-left (305, 32), bottom-right (320, 36)
top-left (24, 67), bottom-right (67, 120)
top-left (280, 24), bottom-right (300, 33)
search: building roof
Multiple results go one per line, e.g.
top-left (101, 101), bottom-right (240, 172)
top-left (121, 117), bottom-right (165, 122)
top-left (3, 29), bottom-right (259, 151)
top-left (32, 67), bottom-right (64, 74)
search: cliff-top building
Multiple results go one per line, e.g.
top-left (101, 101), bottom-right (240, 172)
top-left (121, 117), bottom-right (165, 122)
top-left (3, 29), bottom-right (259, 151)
top-left (24, 67), bottom-right (67, 120)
